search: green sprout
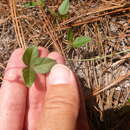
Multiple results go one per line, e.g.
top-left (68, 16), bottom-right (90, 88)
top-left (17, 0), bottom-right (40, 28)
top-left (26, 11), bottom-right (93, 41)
top-left (22, 46), bottom-right (56, 87)
top-left (24, 0), bottom-right (45, 8)
top-left (58, 0), bottom-right (70, 15)
top-left (66, 29), bottom-right (91, 48)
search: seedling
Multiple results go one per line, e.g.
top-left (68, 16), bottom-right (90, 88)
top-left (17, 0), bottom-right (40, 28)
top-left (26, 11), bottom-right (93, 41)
top-left (24, 0), bottom-right (45, 8)
top-left (58, 0), bottom-right (70, 15)
top-left (72, 36), bottom-right (91, 48)
top-left (66, 29), bottom-right (91, 49)
top-left (48, 8), bottom-right (59, 18)
top-left (22, 46), bottom-right (56, 87)
top-left (67, 28), bottom-right (73, 42)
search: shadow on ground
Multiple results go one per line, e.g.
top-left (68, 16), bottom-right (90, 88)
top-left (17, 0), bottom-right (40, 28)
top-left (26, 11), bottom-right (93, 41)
top-left (83, 86), bottom-right (130, 130)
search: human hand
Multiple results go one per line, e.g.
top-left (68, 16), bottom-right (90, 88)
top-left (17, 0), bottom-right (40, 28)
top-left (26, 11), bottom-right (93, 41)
top-left (0, 47), bottom-right (89, 130)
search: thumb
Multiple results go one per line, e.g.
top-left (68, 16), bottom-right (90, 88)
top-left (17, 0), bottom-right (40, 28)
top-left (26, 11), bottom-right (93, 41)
top-left (39, 64), bottom-right (80, 130)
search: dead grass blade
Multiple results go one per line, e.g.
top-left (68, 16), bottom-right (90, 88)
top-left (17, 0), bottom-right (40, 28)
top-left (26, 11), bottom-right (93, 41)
top-left (39, 7), bottom-right (65, 57)
top-left (9, 0), bottom-right (26, 49)
top-left (93, 72), bottom-right (130, 96)
top-left (60, 3), bottom-right (127, 26)
top-left (56, 6), bottom-right (130, 31)
top-left (0, 17), bottom-right (10, 25)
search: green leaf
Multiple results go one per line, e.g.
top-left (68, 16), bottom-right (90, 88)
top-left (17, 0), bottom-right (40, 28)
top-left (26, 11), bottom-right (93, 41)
top-left (31, 57), bottom-right (43, 66)
top-left (33, 58), bottom-right (56, 74)
top-left (38, 0), bottom-right (45, 7)
top-left (72, 36), bottom-right (91, 48)
top-left (23, 46), bottom-right (38, 65)
top-left (22, 46), bottom-right (57, 87)
top-left (67, 29), bottom-right (73, 42)
top-left (48, 8), bottom-right (59, 18)
top-left (40, 0), bottom-right (45, 3)
top-left (24, 2), bottom-right (38, 8)
top-left (128, 99), bottom-right (130, 102)
top-left (23, 67), bottom-right (36, 87)
top-left (58, 0), bottom-right (70, 15)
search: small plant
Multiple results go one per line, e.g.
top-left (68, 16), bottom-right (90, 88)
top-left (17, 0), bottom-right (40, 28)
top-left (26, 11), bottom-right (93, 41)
top-left (66, 29), bottom-right (91, 48)
top-left (58, 0), bottom-right (70, 15)
top-left (22, 46), bottom-right (56, 87)
top-left (24, 0), bottom-right (45, 8)
top-left (48, 8), bottom-right (59, 18)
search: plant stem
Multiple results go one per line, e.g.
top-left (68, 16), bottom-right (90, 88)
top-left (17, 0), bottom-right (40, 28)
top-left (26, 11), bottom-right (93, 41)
top-left (67, 49), bottom-right (130, 62)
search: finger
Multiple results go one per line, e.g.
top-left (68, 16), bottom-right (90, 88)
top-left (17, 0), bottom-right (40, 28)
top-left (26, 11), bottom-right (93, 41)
top-left (0, 48), bottom-right (27, 130)
top-left (38, 64), bottom-right (80, 130)
top-left (45, 51), bottom-right (65, 78)
top-left (24, 47), bottom-right (49, 130)
top-left (47, 51), bottom-right (65, 64)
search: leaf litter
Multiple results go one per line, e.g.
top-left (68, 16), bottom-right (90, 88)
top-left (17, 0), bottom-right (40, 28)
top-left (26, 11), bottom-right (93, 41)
top-left (0, 0), bottom-right (130, 129)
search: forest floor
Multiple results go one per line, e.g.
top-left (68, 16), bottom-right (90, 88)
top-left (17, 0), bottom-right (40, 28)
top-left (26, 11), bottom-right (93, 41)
top-left (0, 0), bottom-right (130, 130)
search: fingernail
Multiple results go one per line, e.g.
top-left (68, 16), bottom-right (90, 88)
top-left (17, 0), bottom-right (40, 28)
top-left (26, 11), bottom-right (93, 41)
top-left (49, 64), bottom-right (72, 85)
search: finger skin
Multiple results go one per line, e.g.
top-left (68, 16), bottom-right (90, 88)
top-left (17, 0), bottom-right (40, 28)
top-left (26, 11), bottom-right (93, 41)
top-left (38, 64), bottom-right (80, 130)
top-left (47, 51), bottom-right (65, 64)
top-left (0, 48), bottom-right (27, 130)
top-left (47, 53), bottom-right (90, 130)
top-left (24, 47), bottom-right (49, 130)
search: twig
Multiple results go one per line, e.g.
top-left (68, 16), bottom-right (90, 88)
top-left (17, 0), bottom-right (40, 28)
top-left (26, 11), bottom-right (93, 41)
top-left (39, 7), bottom-right (65, 56)
top-left (56, 6), bottom-right (130, 31)
top-left (0, 16), bottom-right (10, 25)
top-left (67, 49), bottom-right (130, 62)
top-left (59, 3), bottom-right (128, 26)
top-left (93, 72), bottom-right (130, 96)
top-left (9, 0), bottom-right (26, 49)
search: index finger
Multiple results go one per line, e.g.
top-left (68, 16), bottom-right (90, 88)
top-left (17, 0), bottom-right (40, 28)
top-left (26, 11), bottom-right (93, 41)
top-left (0, 48), bottom-right (27, 130)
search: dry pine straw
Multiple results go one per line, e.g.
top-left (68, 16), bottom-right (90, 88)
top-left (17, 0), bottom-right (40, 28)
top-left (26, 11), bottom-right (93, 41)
top-left (0, 0), bottom-right (130, 129)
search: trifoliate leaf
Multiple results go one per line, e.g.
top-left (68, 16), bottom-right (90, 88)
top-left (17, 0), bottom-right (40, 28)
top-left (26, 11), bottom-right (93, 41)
top-left (23, 46), bottom-right (38, 65)
top-left (58, 0), bottom-right (70, 15)
top-left (67, 29), bottom-right (73, 42)
top-left (72, 36), bottom-right (91, 48)
top-left (22, 46), bottom-right (57, 87)
top-left (23, 67), bottom-right (36, 87)
top-left (31, 57), bottom-right (43, 66)
top-left (24, 2), bottom-right (38, 8)
top-left (33, 58), bottom-right (56, 74)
